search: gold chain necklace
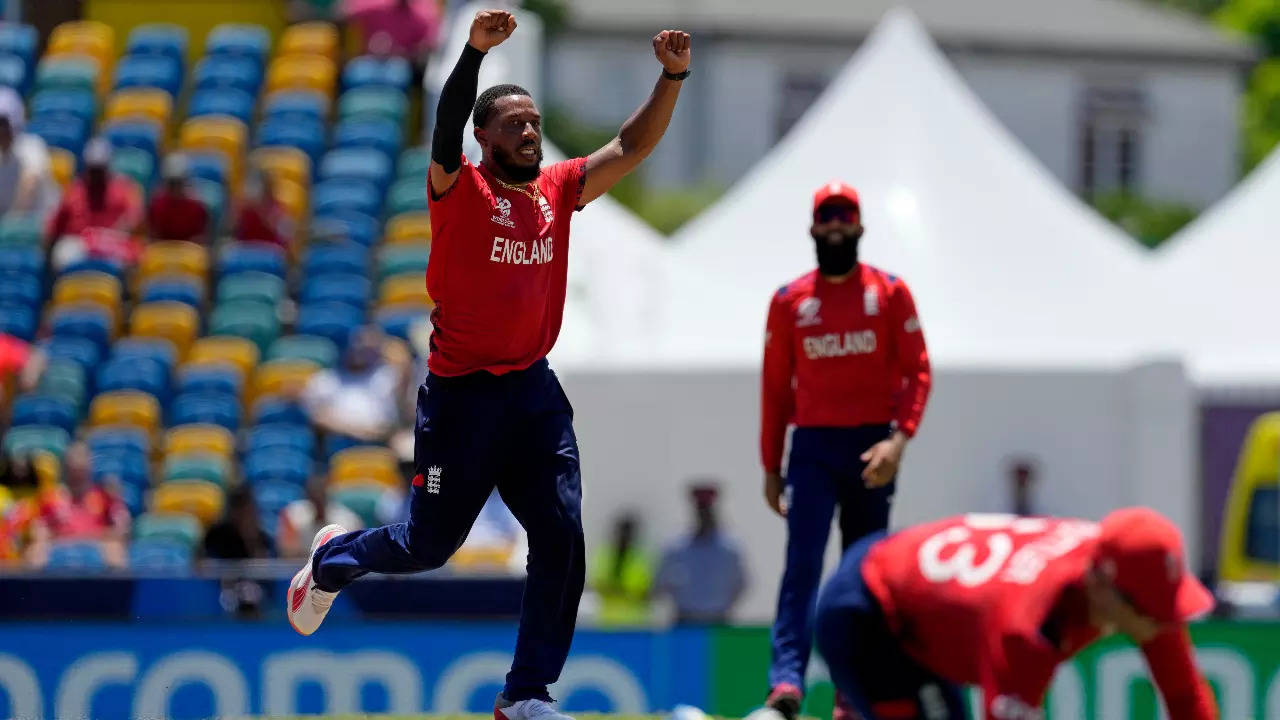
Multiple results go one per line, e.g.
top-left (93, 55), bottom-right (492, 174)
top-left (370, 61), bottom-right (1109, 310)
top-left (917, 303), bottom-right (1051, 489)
top-left (491, 174), bottom-right (541, 204)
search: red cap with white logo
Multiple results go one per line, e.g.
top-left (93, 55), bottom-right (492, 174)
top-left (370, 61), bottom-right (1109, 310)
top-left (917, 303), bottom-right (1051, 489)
top-left (1096, 507), bottom-right (1214, 623)
top-left (812, 181), bottom-right (860, 212)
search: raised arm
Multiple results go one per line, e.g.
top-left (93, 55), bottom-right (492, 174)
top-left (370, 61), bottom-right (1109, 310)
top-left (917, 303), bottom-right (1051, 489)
top-left (428, 10), bottom-right (515, 198)
top-left (580, 30), bottom-right (691, 206)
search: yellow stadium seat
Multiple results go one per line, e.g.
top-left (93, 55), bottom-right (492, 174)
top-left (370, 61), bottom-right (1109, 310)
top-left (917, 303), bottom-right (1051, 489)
top-left (266, 55), bottom-right (336, 98)
top-left (53, 270), bottom-right (122, 309)
top-left (50, 148), bottom-right (76, 189)
top-left (152, 480), bottom-right (226, 528)
top-left (49, 21), bottom-right (114, 87)
top-left (330, 446), bottom-right (401, 489)
top-left (165, 424), bottom-right (236, 460)
top-left (188, 336), bottom-right (260, 381)
top-left (273, 176), bottom-right (308, 224)
top-left (180, 116), bottom-right (248, 192)
top-left (251, 146), bottom-right (311, 190)
top-left (137, 241), bottom-right (209, 288)
top-left (90, 391), bottom-right (161, 436)
top-left (130, 302), bottom-right (200, 359)
top-left (251, 359), bottom-right (319, 404)
top-left (379, 273), bottom-right (433, 309)
top-left (105, 89), bottom-right (173, 129)
top-left (386, 212), bottom-right (431, 245)
top-left (280, 22), bottom-right (340, 63)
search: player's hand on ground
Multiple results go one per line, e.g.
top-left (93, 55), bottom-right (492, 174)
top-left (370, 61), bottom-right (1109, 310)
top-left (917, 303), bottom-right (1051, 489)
top-left (861, 434), bottom-right (906, 488)
top-left (653, 30), bottom-right (691, 74)
top-left (470, 10), bottom-right (516, 52)
top-left (764, 471), bottom-right (787, 517)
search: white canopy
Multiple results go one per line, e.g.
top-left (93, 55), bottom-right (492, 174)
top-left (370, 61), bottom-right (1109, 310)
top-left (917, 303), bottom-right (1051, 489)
top-left (656, 8), bottom-right (1152, 369)
top-left (1147, 150), bottom-right (1280, 385)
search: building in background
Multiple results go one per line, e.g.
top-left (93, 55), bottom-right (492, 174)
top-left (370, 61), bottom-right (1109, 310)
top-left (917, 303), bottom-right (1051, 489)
top-left (549, 0), bottom-right (1253, 210)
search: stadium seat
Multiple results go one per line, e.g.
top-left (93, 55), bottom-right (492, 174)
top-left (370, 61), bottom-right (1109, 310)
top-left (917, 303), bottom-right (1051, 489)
top-left (50, 303), bottom-right (114, 351)
top-left (57, 257), bottom-right (127, 285)
top-left (130, 301), bottom-right (199, 358)
top-left (89, 390), bottom-right (161, 435)
top-left (139, 274), bottom-right (205, 309)
top-left (295, 302), bottom-right (364, 349)
top-left (319, 147), bottom-right (393, 190)
top-left (0, 52), bottom-right (26, 95)
top-left (244, 447), bottom-right (312, 487)
top-left (53, 270), bottom-right (122, 310)
top-left (334, 117), bottom-right (402, 160)
top-left (0, 246), bottom-right (42, 275)
top-left (330, 446), bottom-right (400, 489)
top-left (189, 178), bottom-right (226, 231)
top-left (165, 423), bottom-right (236, 460)
top-left (324, 432), bottom-right (363, 460)
top-left (36, 359), bottom-right (87, 410)
top-left (125, 24), bottom-right (187, 68)
top-left (3, 425), bottom-right (71, 460)
top-left (254, 479), bottom-right (304, 522)
top-left (0, 23), bottom-right (38, 76)
top-left (91, 454), bottom-right (149, 508)
top-left (110, 147), bottom-right (156, 193)
top-left (250, 145), bottom-right (311, 189)
top-left (104, 88), bottom-right (172, 128)
top-left (217, 270), bottom-right (284, 307)
top-left (312, 210), bottom-right (379, 247)
top-left (379, 272), bottom-right (432, 308)
top-left (45, 541), bottom-right (107, 570)
top-left (102, 120), bottom-right (163, 163)
top-left (153, 480), bottom-right (225, 527)
top-left (0, 272), bottom-right (41, 306)
top-left (176, 363), bottom-right (243, 400)
top-left (375, 303), bottom-right (429, 343)
top-left (245, 422), bottom-right (315, 457)
top-left (378, 245), bottom-right (430, 281)
top-left (185, 151), bottom-right (229, 188)
top-left (96, 355), bottom-right (169, 400)
top-left (219, 245), bottom-right (287, 280)
top-left (273, 176), bottom-right (309, 225)
top-left (26, 113), bottom-right (89, 157)
top-left (137, 241), bottom-right (209, 288)
top-left (251, 396), bottom-right (309, 426)
top-left (312, 178), bottom-right (382, 219)
top-left (35, 55), bottom-right (99, 95)
top-left (10, 393), bottom-right (78, 434)
top-left (343, 55), bottom-right (411, 92)
top-left (187, 336), bottom-right (260, 381)
top-left (397, 147), bottom-right (430, 181)
top-left (113, 54), bottom-right (183, 98)
top-left (331, 482), bottom-right (387, 527)
top-left (301, 272), bottom-right (371, 311)
top-left (266, 54), bottom-right (336, 98)
top-left (31, 88), bottom-right (97, 127)
top-left (49, 147), bottom-right (76, 188)
top-left (169, 391), bottom-right (242, 431)
top-left (205, 24), bottom-right (270, 67)
top-left (112, 336), bottom-right (179, 374)
top-left (267, 334), bottom-right (339, 369)
top-left (49, 20), bottom-right (114, 69)
top-left (280, 22), bottom-right (339, 63)
top-left (134, 512), bottom-right (202, 548)
top-left (303, 242), bottom-right (369, 277)
top-left (180, 116), bottom-right (248, 190)
top-left (187, 87), bottom-right (255, 126)
top-left (162, 449), bottom-right (231, 485)
top-left (339, 87), bottom-right (408, 124)
top-left (262, 89), bottom-right (329, 125)
top-left (41, 336), bottom-right (101, 373)
top-left (251, 359), bottom-right (319, 403)
top-left (193, 54), bottom-right (261, 95)
top-left (208, 300), bottom-right (280, 354)
top-left (388, 177), bottom-right (429, 216)
top-left (129, 539), bottom-right (193, 570)
top-left (256, 116), bottom-right (327, 167)
top-left (87, 425), bottom-right (150, 459)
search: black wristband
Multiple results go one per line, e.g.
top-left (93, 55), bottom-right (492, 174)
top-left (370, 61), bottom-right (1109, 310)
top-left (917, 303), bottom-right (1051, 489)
top-left (663, 68), bottom-right (691, 81)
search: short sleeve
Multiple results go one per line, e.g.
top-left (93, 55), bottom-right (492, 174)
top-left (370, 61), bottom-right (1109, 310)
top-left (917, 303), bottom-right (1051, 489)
top-left (427, 153), bottom-right (484, 206)
top-left (542, 157), bottom-right (588, 213)
top-left (300, 370), bottom-right (339, 415)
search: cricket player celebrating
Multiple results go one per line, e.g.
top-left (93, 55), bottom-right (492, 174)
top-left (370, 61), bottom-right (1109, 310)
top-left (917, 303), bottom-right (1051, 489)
top-left (762, 182), bottom-right (931, 717)
top-left (814, 508), bottom-right (1218, 719)
top-left (287, 11), bottom-right (692, 718)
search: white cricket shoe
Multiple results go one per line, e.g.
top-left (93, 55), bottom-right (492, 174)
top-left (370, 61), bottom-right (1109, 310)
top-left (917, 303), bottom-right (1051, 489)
top-left (494, 694), bottom-right (575, 720)
top-left (286, 523), bottom-right (347, 636)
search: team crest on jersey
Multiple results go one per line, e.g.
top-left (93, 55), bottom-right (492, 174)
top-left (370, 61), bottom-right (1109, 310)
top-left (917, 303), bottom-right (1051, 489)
top-left (795, 297), bottom-right (822, 327)
top-left (491, 197), bottom-right (516, 228)
top-left (426, 466), bottom-right (442, 494)
top-left (864, 287), bottom-right (880, 316)
top-left (537, 195), bottom-right (554, 224)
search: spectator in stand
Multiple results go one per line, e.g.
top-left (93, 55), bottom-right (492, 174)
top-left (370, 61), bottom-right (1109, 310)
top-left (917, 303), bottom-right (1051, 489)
top-left (654, 482), bottom-right (747, 624)
top-left (234, 168), bottom-right (292, 251)
top-left (23, 442), bottom-right (131, 568)
top-left (203, 485), bottom-right (275, 561)
top-left (147, 153), bottom-right (209, 242)
top-left (587, 512), bottom-right (654, 626)
top-left (344, 0), bottom-right (441, 61)
top-left (277, 475), bottom-right (363, 558)
top-left (300, 325), bottom-right (414, 451)
top-left (0, 87), bottom-right (58, 220)
top-left (45, 138), bottom-right (144, 244)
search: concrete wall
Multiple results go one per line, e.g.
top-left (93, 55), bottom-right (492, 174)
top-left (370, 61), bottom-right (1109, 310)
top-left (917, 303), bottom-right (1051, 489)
top-left (558, 362), bottom-right (1197, 623)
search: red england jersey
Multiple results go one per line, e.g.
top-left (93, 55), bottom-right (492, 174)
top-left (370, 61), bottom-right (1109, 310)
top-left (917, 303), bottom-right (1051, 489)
top-left (426, 154), bottom-right (587, 376)
top-left (861, 514), bottom-right (1217, 720)
top-left (760, 266), bottom-right (931, 473)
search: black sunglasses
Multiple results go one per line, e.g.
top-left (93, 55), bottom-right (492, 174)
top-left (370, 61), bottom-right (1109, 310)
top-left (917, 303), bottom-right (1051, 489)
top-left (815, 204), bottom-right (858, 224)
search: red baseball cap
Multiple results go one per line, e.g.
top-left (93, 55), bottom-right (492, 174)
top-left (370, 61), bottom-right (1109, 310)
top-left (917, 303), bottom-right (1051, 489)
top-left (1096, 507), bottom-right (1214, 623)
top-left (812, 181), bottom-right (860, 213)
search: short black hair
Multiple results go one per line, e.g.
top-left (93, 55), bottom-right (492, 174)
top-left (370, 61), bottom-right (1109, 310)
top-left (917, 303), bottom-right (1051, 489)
top-left (473, 84), bottom-right (533, 128)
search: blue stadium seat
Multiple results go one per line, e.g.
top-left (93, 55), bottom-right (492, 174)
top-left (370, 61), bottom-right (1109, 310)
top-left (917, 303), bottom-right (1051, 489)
top-left (376, 305), bottom-right (430, 343)
top-left (96, 356), bottom-right (169, 401)
top-left (139, 275), bottom-right (205, 309)
top-left (342, 55), bottom-right (411, 92)
top-left (303, 242), bottom-right (370, 277)
top-left (188, 87), bottom-right (255, 126)
top-left (0, 303), bottom-right (35, 341)
top-left (126, 24), bottom-right (188, 71)
top-left (46, 541), bottom-right (107, 570)
top-left (103, 120), bottom-right (162, 164)
top-left (219, 243), bottom-right (287, 279)
top-left (0, 272), bottom-right (41, 306)
top-left (42, 336), bottom-right (101, 373)
top-left (324, 433), bottom-right (365, 460)
top-left (244, 447), bottom-right (312, 486)
top-left (0, 52), bottom-right (26, 95)
top-left (246, 422), bottom-right (315, 458)
top-left (129, 540), bottom-right (193, 571)
top-left (185, 152), bottom-right (229, 188)
top-left (320, 147), bottom-right (393, 191)
top-left (194, 54), bottom-right (261, 95)
top-left (169, 391), bottom-right (241, 431)
top-left (257, 116), bottom-right (327, 167)
top-left (50, 305), bottom-right (112, 352)
top-left (189, 178), bottom-right (226, 231)
top-left (176, 363), bottom-right (242, 399)
top-left (205, 24), bottom-right (270, 68)
top-left (311, 210), bottom-right (379, 248)
top-left (10, 394), bottom-right (78, 433)
top-left (334, 117), bottom-right (402, 160)
top-left (312, 179), bottom-right (382, 219)
top-left (113, 54), bottom-right (183, 98)
top-left (112, 337), bottom-right (179, 374)
top-left (262, 90), bottom-right (328, 125)
top-left (296, 302), bottom-right (365, 350)
top-left (301, 272), bottom-right (371, 311)
top-left (0, 23), bottom-right (37, 75)
top-left (251, 396), bottom-right (309, 426)
top-left (57, 256), bottom-right (126, 282)
top-left (87, 425), bottom-right (150, 458)
top-left (0, 246), bottom-right (42, 275)
top-left (30, 88), bottom-right (97, 127)
top-left (26, 114), bottom-right (89, 157)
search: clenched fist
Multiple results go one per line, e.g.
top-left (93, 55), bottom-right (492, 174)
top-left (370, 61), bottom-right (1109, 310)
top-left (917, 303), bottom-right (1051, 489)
top-left (470, 10), bottom-right (516, 53)
top-left (653, 30), bottom-right (692, 74)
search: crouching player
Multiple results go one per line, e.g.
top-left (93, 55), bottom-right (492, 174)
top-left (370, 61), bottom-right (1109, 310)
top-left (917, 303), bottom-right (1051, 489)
top-left (814, 508), bottom-right (1218, 719)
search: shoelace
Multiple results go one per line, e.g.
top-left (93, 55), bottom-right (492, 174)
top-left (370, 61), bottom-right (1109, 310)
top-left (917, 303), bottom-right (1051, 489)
top-left (309, 584), bottom-right (337, 612)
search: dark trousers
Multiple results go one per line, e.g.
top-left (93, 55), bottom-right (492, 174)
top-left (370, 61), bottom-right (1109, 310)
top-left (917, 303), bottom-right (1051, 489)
top-left (312, 358), bottom-right (585, 702)
top-left (769, 424), bottom-right (895, 691)
top-left (815, 533), bottom-right (968, 719)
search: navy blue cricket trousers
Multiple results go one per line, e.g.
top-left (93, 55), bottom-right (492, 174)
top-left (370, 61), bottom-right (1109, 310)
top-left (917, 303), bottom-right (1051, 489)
top-left (311, 358), bottom-right (585, 702)
top-left (769, 424), bottom-right (895, 691)
top-left (814, 533), bottom-right (968, 719)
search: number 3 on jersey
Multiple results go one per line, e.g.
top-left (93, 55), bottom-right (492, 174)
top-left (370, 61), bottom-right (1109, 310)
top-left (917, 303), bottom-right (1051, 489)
top-left (918, 514), bottom-right (1050, 587)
